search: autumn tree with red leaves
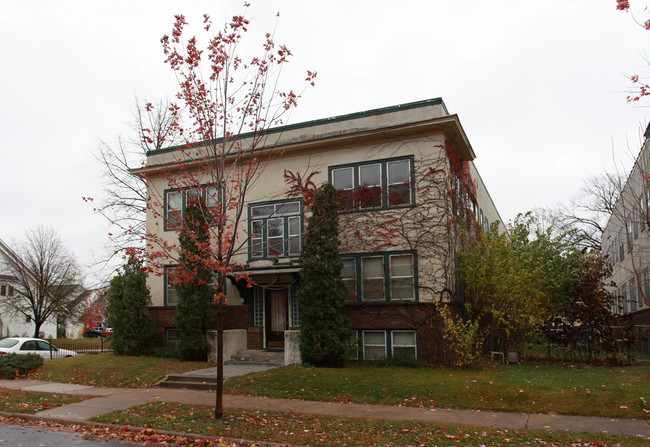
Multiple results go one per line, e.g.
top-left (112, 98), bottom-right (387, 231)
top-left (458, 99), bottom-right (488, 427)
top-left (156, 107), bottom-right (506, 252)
top-left (137, 6), bottom-right (314, 418)
top-left (616, 0), bottom-right (650, 103)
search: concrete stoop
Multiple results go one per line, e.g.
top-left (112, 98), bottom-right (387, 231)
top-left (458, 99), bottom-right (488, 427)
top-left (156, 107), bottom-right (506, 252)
top-left (156, 350), bottom-right (284, 391)
top-left (157, 374), bottom-right (219, 391)
top-left (226, 349), bottom-right (285, 367)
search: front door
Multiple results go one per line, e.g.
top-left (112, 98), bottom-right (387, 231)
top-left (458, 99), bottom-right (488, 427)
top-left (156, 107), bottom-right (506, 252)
top-left (265, 290), bottom-right (288, 348)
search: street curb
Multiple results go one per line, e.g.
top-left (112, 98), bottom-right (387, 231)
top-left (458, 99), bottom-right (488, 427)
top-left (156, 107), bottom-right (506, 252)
top-left (0, 411), bottom-right (293, 447)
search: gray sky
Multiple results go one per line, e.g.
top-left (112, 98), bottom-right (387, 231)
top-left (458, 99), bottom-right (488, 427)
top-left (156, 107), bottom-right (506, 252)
top-left (1, 0), bottom-right (648, 285)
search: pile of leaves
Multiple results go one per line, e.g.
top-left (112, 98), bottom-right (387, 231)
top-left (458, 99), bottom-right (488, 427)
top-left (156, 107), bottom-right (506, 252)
top-left (0, 353), bottom-right (43, 379)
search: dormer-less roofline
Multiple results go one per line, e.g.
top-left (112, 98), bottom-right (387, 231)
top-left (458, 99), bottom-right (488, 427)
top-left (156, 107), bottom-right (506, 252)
top-left (135, 98), bottom-right (475, 176)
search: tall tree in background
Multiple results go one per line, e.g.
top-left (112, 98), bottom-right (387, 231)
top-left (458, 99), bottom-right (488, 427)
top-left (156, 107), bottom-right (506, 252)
top-left (297, 184), bottom-right (353, 366)
top-left (106, 253), bottom-right (155, 356)
top-left (139, 6), bottom-right (315, 418)
top-left (545, 172), bottom-right (624, 251)
top-left (174, 199), bottom-right (215, 361)
top-left (560, 251), bottom-right (617, 362)
top-left (458, 214), bottom-right (582, 348)
top-left (87, 98), bottom-right (183, 263)
top-left (0, 228), bottom-right (83, 337)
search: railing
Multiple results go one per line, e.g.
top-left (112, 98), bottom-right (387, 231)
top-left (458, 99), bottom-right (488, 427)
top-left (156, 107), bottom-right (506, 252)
top-left (49, 337), bottom-right (113, 357)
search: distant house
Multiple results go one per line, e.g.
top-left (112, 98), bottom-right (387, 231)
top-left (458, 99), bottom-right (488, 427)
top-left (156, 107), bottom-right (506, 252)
top-left (602, 122), bottom-right (650, 352)
top-left (0, 238), bottom-right (84, 339)
top-left (137, 98), bottom-right (504, 361)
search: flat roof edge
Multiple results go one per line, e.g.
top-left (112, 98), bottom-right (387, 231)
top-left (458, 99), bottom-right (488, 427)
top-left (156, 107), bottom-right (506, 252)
top-left (147, 98), bottom-right (448, 157)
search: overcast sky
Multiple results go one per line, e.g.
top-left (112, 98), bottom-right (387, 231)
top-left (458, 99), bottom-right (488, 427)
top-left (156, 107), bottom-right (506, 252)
top-left (1, 0), bottom-right (648, 286)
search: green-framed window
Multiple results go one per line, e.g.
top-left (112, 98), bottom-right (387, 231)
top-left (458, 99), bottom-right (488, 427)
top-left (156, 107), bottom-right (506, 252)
top-left (341, 251), bottom-right (417, 302)
top-left (163, 266), bottom-right (179, 306)
top-left (164, 184), bottom-right (221, 231)
top-left (329, 156), bottom-right (414, 211)
top-left (248, 200), bottom-right (302, 259)
top-left (351, 329), bottom-right (417, 360)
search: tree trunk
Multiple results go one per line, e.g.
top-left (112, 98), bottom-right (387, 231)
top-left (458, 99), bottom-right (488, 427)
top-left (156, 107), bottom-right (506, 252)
top-left (215, 303), bottom-right (224, 419)
top-left (33, 320), bottom-right (42, 338)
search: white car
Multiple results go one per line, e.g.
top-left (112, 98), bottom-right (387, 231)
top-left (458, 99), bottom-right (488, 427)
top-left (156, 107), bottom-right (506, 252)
top-left (0, 337), bottom-right (77, 359)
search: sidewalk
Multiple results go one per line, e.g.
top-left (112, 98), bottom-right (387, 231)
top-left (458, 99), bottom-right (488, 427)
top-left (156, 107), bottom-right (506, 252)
top-left (1, 378), bottom-right (649, 438)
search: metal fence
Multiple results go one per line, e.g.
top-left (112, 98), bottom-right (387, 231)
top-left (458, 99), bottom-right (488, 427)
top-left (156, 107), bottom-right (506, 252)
top-left (49, 337), bottom-right (112, 356)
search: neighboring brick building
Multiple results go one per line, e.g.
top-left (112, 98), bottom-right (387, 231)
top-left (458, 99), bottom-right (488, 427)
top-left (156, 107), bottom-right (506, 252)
top-left (137, 98), bottom-right (504, 360)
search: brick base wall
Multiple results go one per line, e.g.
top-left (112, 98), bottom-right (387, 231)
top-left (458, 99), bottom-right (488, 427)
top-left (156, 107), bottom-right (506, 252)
top-left (343, 302), bottom-right (463, 364)
top-left (247, 327), bottom-right (263, 350)
top-left (149, 305), bottom-right (250, 346)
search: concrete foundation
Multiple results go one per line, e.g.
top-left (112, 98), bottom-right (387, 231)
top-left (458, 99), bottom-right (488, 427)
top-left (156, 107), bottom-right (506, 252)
top-left (284, 329), bottom-right (302, 365)
top-left (206, 329), bottom-right (247, 363)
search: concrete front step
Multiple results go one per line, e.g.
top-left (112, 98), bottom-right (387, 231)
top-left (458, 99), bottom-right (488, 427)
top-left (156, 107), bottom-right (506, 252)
top-left (157, 374), bottom-right (219, 391)
top-left (227, 349), bottom-right (284, 366)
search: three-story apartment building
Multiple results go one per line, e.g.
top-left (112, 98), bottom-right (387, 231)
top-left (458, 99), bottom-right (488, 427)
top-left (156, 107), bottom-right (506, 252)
top-left (137, 98), bottom-right (504, 361)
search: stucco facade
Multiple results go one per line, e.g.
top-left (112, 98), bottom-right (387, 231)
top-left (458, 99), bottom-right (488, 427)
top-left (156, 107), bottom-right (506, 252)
top-left (138, 98), bottom-right (504, 360)
top-left (602, 123), bottom-right (650, 352)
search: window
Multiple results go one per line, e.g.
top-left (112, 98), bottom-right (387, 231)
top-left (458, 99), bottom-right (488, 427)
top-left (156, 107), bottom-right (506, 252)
top-left (164, 266), bottom-right (179, 306)
top-left (165, 328), bottom-right (180, 347)
top-left (630, 279), bottom-right (637, 312)
top-left (341, 258), bottom-right (357, 302)
top-left (290, 287), bottom-right (301, 328)
top-left (164, 184), bottom-right (220, 230)
top-left (359, 164), bottom-right (382, 209)
top-left (640, 194), bottom-right (646, 231)
top-left (387, 160), bottom-right (411, 206)
top-left (363, 331), bottom-right (386, 360)
top-left (249, 200), bottom-right (302, 259)
top-left (362, 257), bottom-right (384, 301)
top-left (253, 288), bottom-right (264, 327)
top-left (639, 270), bottom-right (650, 307)
top-left (330, 157), bottom-right (413, 210)
top-left (618, 229), bottom-right (625, 260)
top-left (343, 252), bottom-right (416, 302)
top-left (390, 255), bottom-right (414, 300)
top-left (392, 331), bottom-right (417, 359)
top-left (358, 330), bottom-right (418, 360)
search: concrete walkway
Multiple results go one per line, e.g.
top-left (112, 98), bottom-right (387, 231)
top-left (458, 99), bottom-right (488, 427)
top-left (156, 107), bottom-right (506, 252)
top-left (1, 376), bottom-right (649, 438)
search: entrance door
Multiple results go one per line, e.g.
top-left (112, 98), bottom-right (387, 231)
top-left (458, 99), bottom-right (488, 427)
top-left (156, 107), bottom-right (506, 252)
top-left (265, 290), bottom-right (288, 348)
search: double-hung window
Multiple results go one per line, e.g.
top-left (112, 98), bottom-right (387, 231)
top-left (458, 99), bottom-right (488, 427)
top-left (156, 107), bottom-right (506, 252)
top-left (358, 329), bottom-right (417, 360)
top-left (249, 200), bottom-right (302, 259)
top-left (330, 157), bottom-right (413, 210)
top-left (341, 258), bottom-right (358, 302)
top-left (164, 266), bottom-right (179, 306)
top-left (341, 252), bottom-right (416, 302)
top-left (392, 331), bottom-right (417, 359)
top-left (164, 184), bottom-right (221, 230)
top-left (362, 331), bottom-right (387, 360)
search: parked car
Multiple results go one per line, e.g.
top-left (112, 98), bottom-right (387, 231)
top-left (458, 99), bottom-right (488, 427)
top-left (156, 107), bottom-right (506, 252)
top-left (0, 337), bottom-right (77, 359)
top-left (83, 327), bottom-right (103, 338)
top-left (101, 327), bottom-right (113, 337)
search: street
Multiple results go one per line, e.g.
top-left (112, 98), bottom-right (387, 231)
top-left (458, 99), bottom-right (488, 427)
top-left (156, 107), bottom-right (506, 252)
top-left (0, 421), bottom-right (131, 447)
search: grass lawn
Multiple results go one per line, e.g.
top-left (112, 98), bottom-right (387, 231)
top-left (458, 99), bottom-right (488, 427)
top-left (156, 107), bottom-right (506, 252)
top-left (0, 388), bottom-right (86, 414)
top-left (93, 401), bottom-right (649, 447)
top-left (27, 353), bottom-right (215, 388)
top-left (224, 363), bottom-right (650, 420)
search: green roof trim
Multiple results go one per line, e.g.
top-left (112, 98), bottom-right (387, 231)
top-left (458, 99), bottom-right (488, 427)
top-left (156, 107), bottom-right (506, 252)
top-left (147, 97), bottom-right (448, 156)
